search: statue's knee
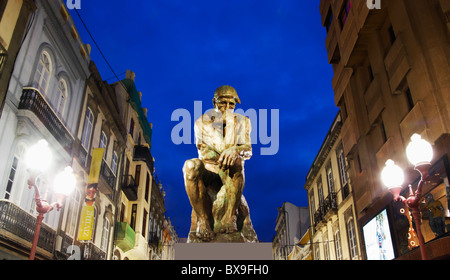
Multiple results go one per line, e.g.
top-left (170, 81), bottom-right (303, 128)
top-left (183, 159), bottom-right (202, 180)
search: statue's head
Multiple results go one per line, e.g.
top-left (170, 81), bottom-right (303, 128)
top-left (212, 85), bottom-right (241, 116)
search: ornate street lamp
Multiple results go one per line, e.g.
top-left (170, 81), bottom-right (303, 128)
top-left (381, 133), bottom-right (433, 260)
top-left (25, 139), bottom-right (76, 260)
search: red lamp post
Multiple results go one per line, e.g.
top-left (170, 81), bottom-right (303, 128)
top-left (25, 140), bottom-right (76, 260)
top-left (381, 134), bottom-right (434, 260)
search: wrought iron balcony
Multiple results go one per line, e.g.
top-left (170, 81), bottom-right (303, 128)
top-left (122, 175), bottom-right (138, 201)
top-left (81, 241), bottom-right (106, 260)
top-left (18, 87), bottom-right (74, 153)
top-left (0, 200), bottom-right (56, 255)
top-left (133, 145), bottom-right (154, 172)
top-left (99, 159), bottom-right (116, 196)
top-left (323, 192), bottom-right (338, 220)
top-left (313, 206), bottom-right (325, 229)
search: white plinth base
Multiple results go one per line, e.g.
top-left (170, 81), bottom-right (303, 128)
top-left (175, 242), bottom-right (273, 260)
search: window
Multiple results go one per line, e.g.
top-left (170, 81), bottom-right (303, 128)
top-left (347, 217), bottom-right (359, 259)
top-left (33, 51), bottom-right (52, 95)
top-left (81, 108), bottom-right (94, 151)
top-left (142, 209), bottom-right (148, 238)
top-left (130, 204), bottom-right (137, 230)
top-left (129, 118), bottom-right (135, 137)
top-left (111, 151), bottom-right (118, 175)
top-left (145, 172), bottom-right (150, 202)
top-left (326, 163), bottom-right (335, 193)
top-left (100, 217), bottom-right (110, 252)
top-left (4, 156), bottom-right (19, 199)
top-left (99, 131), bottom-right (108, 159)
top-left (380, 120), bottom-right (387, 143)
top-left (331, 45), bottom-right (341, 64)
top-left (120, 203), bottom-right (125, 222)
top-left (309, 191), bottom-right (315, 211)
top-left (55, 79), bottom-right (68, 117)
top-left (135, 164), bottom-right (141, 186)
top-left (357, 153), bottom-right (363, 173)
top-left (334, 230), bottom-right (342, 260)
top-left (388, 25), bottom-right (396, 45)
top-left (324, 238), bottom-right (330, 260)
top-left (324, 8), bottom-right (333, 32)
top-left (67, 189), bottom-right (81, 237)
top-left (337, 146), bottom-right (348, 187)
top-left (339, 0), bottom-right (352, 28)
top-left (314, 245), bottom-right (320, 260)
top-left (405, 87), bottom-right (414, 111)
top-left (317, 177), bottom-right (324, 205)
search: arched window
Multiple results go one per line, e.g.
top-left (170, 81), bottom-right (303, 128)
top-left (55, 79), bottom-right (68, 117)
top-left (347, 217), bottom-right (358, 260)
top-left (81, 108), bottom-right (94, 151)
top-left (33, 51), bottom-right (52, 95)
top-left (334, 230), bottom-right (342, 260)
top-left (100, 217), bottom-right (110, 252)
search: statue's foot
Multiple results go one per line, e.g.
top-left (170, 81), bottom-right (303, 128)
top-left (196, 221), bottom-right (215, 241)
top-left (217, 218), bottom-right (238, 234)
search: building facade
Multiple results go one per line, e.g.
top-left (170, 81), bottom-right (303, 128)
top-left (0, 1), bottom-right (176, 260)
top-left (62, 60), bottom-right (126, 260)
top-left (0, 0), bottom-right (36, 118)
top-left (304, 112), bottom-right (362, 260)
top-left (0, 0), bottom-right (90, 259)
top-left (273, 202), bottom-right (310, 260)
top-left (111, 70), bottom-right (169, 260)
top-left (319, 0), bottom-right (450, 259)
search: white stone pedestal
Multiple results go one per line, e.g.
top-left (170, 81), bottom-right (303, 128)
top-left (175, 242), bottom-right (273, 260)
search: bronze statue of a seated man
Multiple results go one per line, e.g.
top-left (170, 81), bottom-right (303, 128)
top-left (183, 85), bottom-right (257, 242)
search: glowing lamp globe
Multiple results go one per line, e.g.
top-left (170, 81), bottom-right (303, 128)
top-left (406, 134), bottom-right (433, 167)
top-left (381, 160), bottom-right (404, 190)
top-left (25, 139), bottom-right (52, 173)
top-left (53, 166), bottom-right (76, 196)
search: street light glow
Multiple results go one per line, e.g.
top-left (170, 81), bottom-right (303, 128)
top-left (406, 133), bottom-right (433, 167)
top-left (25, 139), bottom-right (52, 173)
top-left (381, 159), bottom-right (404, 189)
top-left (53, 166), bottom-right (76, 196)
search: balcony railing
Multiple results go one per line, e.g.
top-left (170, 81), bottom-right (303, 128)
top-left (133, 145), bottom-right (154, 172)
top-left (122, 175), bottom-right (138, 201)
top-left (82, 241), bottom-right (106, 260)
top-left (100, 159), bottom-right (116, 196)
top-left (324, 192), bottom-right (338, 218)
top-left (313, 206), bottom-right (324, 229)
top-left (18, 88), bottom-right (74, 153)
top-left (0, 200), bottom-right (56, 254)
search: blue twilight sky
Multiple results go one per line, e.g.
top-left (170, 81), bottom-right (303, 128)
top-left (69, 0), bottom-right (338, 242)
